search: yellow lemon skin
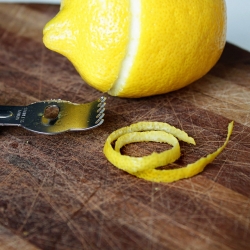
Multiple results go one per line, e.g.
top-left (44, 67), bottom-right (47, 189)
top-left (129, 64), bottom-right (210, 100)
top-left (103, 121), bottom-right (233, 183)
top-left (43, 0), bottom-right (226, 98)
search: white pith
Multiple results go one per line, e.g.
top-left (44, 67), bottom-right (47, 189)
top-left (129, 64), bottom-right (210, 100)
top-left (108, 0), bottom-right (141, 95)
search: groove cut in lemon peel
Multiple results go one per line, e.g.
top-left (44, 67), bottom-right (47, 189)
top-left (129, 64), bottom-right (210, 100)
top-left (103, 121), bottom-right (234, 183)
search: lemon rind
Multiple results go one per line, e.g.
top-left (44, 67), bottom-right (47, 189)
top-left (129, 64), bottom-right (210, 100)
top-left (103, 121), bottom-right (234, 183)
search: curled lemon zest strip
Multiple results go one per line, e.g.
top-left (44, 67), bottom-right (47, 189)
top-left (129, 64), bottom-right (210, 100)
top-left (114, 131), bottom-right (181, 172)
top-left (103, 121), bottom-right (234, 183)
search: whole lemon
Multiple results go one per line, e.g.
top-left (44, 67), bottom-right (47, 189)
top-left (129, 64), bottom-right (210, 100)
top-left (43, 0), bottom-right (226, 98)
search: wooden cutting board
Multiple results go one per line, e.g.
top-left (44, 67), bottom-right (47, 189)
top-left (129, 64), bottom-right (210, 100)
top-left (0, 4), bottom-right (250, 250)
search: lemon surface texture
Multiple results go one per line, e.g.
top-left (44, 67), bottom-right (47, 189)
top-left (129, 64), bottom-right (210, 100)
top-left (43, 0), bottom-right (227, 98)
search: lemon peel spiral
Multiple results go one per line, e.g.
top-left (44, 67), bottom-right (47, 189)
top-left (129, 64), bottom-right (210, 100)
top-left (103, 121), bottom-right (234, 183)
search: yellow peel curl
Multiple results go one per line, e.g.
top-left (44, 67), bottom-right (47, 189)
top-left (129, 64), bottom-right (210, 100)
top-left (103, 121), bottom-right (234, 183)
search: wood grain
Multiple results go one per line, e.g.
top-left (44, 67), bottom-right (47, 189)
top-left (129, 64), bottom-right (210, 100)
top-left (0, 3), bottom-right (250, 250)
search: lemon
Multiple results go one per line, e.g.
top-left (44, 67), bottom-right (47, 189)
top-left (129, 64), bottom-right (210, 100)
top-left (43, 0), bottom-right (226, 98)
